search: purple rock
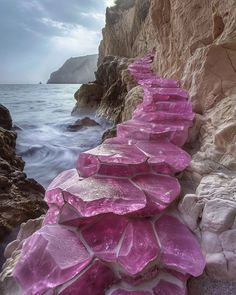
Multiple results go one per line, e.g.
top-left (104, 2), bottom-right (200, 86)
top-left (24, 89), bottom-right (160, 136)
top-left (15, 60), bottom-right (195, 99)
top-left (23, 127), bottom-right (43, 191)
top-left (43, 206), bottom-right (60, 225)
top-left (47, 169), bottom-right (147, 217)
top-left (135, 141), bottom-right (191, 174)
top-left (133, 101), bottom-right (194, 120)
top-left (143, 87), bottom-right (189, 102)
top-left (117, 219), bottom-right (160, 277)
top-left (82, 214), bottom-right (129, 262)
top-left (132, 174), bottom-right (180, 214)
top-left (110, 290), bottom-right (152, 295)
top-left (152, 280), bottom-right (186, 295)
top-left (13, 225), bottom-right (92, 295)
top-left (139, 78), bottom-right (180, 88)
top-left (77, 143), bottom-right (149, 177)
top-left (58, 260), bottom-right (116, 295)
top-left (132, 111), bottom-right (193, 129)
top-left (117, 120), bottom-right (189, 146)
top-left (45, 169), bottom-right (82, 208)
top-left (155, 215), bottom-right (205, 276)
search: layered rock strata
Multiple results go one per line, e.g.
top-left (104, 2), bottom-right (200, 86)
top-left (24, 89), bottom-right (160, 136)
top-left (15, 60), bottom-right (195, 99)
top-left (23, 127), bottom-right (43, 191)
top-left (9, 55), bottom-right (205, 294)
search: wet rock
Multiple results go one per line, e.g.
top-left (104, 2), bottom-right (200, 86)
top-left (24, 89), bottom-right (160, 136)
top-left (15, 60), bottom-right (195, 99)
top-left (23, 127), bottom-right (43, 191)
top-left (0, 104), bottom-right (12, 130)
top-left (67, 117), bottom-right (100, 132)
top-left (0, 105), bottom-right (47, 268)
top-left (72, 83), bottom-right (103, 115)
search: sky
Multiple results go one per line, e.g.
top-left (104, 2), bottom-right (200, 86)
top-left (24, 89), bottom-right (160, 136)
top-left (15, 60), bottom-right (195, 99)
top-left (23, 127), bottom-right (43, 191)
top-left (0, 0), bottom-right (115, 83)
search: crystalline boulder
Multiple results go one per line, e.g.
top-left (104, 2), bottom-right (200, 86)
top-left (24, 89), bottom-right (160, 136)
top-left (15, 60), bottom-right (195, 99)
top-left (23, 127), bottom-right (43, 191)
top-left (58, 260), bottom-right (116, 295)
top-left (13, 225), bottom-right (92, 295)
top-left (46, 168), bottom-right (147, 217)
top-left (77, 143), bottom-right (149, 177)
top-left (155, 215), bottom-right (205, 276)
top-left (12, 53), bottom-right (204, 295)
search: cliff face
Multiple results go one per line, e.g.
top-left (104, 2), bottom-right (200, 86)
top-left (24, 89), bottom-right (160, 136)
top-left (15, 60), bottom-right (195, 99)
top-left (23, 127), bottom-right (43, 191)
top-left (0, 105), bottom-right (47, 268)
top-left (98, 0), bottom-right (156, 64)
top-left (47, 54), bottom-right (98, 84)
top-left (97, 0), bottom-right (236, 285)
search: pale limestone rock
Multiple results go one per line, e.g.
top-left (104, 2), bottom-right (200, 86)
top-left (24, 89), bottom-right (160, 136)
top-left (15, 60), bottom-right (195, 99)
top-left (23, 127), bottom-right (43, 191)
top-left (121, 85), bottom-right (143, 122)
top-left (200, 198), bottom-right (236, 233)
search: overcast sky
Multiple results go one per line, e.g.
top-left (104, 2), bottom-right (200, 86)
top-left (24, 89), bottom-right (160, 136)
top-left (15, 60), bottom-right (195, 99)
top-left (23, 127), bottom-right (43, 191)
top-left (0, 0), bottom-right (115, 83)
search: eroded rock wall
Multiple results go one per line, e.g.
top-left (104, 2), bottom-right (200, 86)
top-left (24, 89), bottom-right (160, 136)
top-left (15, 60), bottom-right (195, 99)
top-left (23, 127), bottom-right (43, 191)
top-left (97, 0), bottom-right (236, 283)
top-left (0, 104), bottom-right (47, 268)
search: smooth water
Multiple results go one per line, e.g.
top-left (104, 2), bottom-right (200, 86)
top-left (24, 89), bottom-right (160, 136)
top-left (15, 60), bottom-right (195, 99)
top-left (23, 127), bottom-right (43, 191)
top-left (0, 84), bottom-right (109, 188)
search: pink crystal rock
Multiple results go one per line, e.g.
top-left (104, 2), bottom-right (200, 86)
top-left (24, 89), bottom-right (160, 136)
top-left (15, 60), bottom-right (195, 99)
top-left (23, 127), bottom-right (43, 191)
top-left (13, 225), bottom-right (92, 295)
top-left (143, 88), bottom-right (189, 103)
top-left (77, 143), bottom-right (149, 177)
top-left (117, 219), bottom-right (160, 277)
top-left (12, 53), bottom-right (204, 295)
top-left (133, 101), bottom-right (194, 120)
top-left (58, 260), bottom-right (116, 295)
top-left (132, 174), bottom-right (180, 214)
top-left (135, 141), bottom-right (191, 174)
top-left (155, 215), bottom-right (205, 276)
top-left (46, 168), bottom-right (147, 217)
top-left (139, 78), bottom-right (180, 88)
top-left (82, 214), bottom-right (129, 262)
top-left (152, 280), bottom-right (186, 295)
top-left (110, 290), bottom-right (152, 295)
top-left (117, 120), bottom-right (189, 146)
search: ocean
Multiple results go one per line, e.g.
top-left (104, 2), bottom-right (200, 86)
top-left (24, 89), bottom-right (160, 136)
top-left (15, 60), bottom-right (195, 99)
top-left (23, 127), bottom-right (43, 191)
top-left (0, 84), bottom-right (109, 188)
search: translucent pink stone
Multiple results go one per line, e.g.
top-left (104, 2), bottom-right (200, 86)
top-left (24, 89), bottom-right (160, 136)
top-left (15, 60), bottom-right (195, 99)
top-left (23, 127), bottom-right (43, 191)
top-left (133, 101), bottom-right (194, 120)
top-left (152, 280), bottom-right (186, 295)
top-left (45, 169), bottom-right (81, 208)
top-left (135, 141), bottom-right (191, 174)
top-left (132, 174), bottom-right (180, 214)
top-left (144, 87), bottom-right (189, 102)
top-left (77, 143), bottom-right (149, 177)
top-left (133, 111), bottom-right (193, 127)
top-left (58, 260), bottom-right (116, 295)
top-left (47, 169), bottom-right (147, 217)
top-left (155, 215), bottom-right (205, 276)
top-left (13, 225), bottom-right (92, 295)
top-left (117, 220), bottom-right (160, 276)
top-left (139, 78), bottom-right (180, 88)
top-left (43, 206), bottom-right (60, 225)
top-left (117, 120), bottom-right (189, 146)
top-left (110, 290), bottom-right (152, 295)
top-left (82, 214), bottom-right (129, 262)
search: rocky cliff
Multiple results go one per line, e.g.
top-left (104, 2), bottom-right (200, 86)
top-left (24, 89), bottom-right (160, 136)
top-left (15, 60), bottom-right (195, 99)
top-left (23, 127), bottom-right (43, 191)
top-left (73, 0), bottom-right (236, 291)
top-left (47, 54), bottom-right (98, 84)
top-left (0, 105), bottom-right (47, 269)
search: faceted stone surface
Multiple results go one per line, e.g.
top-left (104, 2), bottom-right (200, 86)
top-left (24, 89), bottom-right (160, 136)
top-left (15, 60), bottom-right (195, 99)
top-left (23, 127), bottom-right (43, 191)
top-left (117, 120), bottom-right (188, 146)
top-left (135, 141), bottom-right (191, 174)
top-left (82, 214), bottom-right (129, 262)
top-left (152, 280), bottom-right (186, 295)
top-left (132, 174), bottom-right (180, 213)
top-left (58, 260), bottom-right (115, 295)
top-left (155, 215), bottom-right (205, 276)
top-left (13, 225), bottom-right (92, 295)
top-left (117, 219), bottom-right (160, 276)
top-left (77, 143), bottom-right (148, 177)
top-left (143, 87), bottom-right (189, 102)
top-left (46, 169), bottom-right (147, 217)
top-left (10, 54), bottom-right (202, 294)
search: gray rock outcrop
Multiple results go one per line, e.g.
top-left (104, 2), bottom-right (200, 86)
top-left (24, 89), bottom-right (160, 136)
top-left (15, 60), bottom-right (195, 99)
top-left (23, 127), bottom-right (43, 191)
top-left (47, 54), bottom-right (98, 84)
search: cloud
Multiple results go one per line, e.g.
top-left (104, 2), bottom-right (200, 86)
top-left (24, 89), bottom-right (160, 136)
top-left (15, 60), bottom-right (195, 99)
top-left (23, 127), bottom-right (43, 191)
top-left (0, 0), bottom-right (111, 83)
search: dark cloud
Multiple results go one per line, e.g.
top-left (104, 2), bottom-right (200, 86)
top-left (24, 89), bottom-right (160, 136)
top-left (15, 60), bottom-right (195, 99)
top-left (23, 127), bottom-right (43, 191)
top-left (0, 0), bottom-right (111, 83)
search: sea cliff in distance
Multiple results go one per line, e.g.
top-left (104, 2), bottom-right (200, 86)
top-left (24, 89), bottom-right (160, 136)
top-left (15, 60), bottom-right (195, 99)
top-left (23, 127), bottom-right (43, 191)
top-left (47, 54), bottom-right (98, 84)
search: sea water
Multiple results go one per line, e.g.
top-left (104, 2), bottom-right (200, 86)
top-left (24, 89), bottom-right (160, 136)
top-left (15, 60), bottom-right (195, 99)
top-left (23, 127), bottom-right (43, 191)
top-left (0, 84), bottom-right (109, 188)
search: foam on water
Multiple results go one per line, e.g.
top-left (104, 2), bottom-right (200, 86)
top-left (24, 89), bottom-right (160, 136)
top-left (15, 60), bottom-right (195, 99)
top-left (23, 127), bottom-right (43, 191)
top-left (0, 84), bottom-right (110, 188)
